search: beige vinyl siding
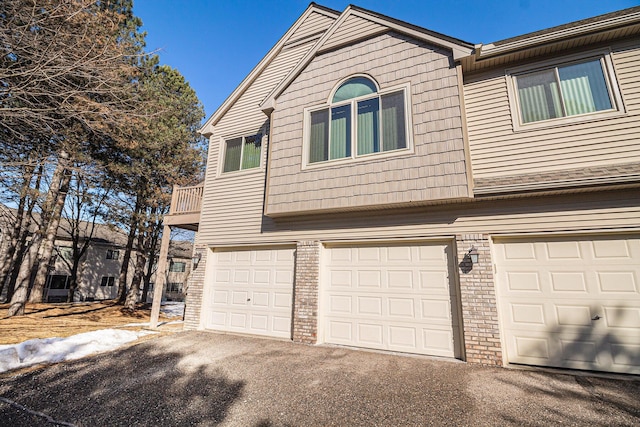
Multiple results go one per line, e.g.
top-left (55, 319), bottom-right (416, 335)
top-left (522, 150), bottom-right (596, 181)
top-left (464, 41), bottom-right (640, 181)
top-left (285, 10), bottom-right (336, 45)
top-left (197, 11), bottom-right (337, 246)
top-left (199, 183), bottom-right (639, 246)
top-left (266, 32), bottom-right (469, 216)
top-left (320, 14), bottom-right (387, 52)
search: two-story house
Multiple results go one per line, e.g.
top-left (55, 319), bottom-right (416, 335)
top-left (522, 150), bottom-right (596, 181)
top-left (166, 4), bottom-right (640, 375)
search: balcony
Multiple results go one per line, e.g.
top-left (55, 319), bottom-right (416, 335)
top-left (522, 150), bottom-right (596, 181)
top-left (164, 183), bottom-right (203, 231)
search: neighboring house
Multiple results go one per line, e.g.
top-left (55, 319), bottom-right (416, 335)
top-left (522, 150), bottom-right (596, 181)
top-left (156, 240), bottom-right (193, 302)
top-left (165, 4), bottom-right (640, 375)
top-left (0, 206), bottom-right (192, 303)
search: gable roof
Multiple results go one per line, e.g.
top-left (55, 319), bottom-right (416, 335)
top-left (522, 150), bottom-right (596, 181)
top-left (260, 5), bottom-right (474, 112)
top-left (198, 3), bottom-right (340, 137)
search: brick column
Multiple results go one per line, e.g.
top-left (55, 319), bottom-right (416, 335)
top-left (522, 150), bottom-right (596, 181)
top-left (456, 234), bottom-right (502, 366)
top-left (183, 244), bottom-right (207, 330)
top-left (292, 240), bottom-right (320, 344)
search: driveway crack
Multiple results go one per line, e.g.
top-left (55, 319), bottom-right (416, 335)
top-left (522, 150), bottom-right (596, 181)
top-left (0, 396), bottom-right (76, 426)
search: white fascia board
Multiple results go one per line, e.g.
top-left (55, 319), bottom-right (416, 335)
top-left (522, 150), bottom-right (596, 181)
top-left (478, 11), bottom-right (640, 58)
top-left (198, 4), bottom-right (339, 136)
top-left (347, 9), bottom-right (474, 60)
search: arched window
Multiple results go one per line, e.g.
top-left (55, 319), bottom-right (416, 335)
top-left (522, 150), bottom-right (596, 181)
top-left (308, 76), bottom-right (407, 164)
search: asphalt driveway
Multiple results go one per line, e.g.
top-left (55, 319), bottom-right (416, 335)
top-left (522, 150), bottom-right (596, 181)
top-left (0, 331), bottom-right (638, 426)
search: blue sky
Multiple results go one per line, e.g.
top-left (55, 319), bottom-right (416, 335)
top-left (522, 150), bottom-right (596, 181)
top-left (133, 0), bottom-right (639, 120)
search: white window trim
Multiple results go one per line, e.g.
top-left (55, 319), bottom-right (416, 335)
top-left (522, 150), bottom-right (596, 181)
top-left (506, 49), bottom-right (625, 132)
top-left (302, 81), bottom-right (414, 169)
top-left (217, 132), bottom-right (265, 177)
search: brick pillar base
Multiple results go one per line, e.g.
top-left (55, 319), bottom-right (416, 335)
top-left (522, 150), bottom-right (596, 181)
top-left (183, 245), bottom-right (207, 330)
top-left (456, 234), bottom-right (503, 366)
top-left (292, 241), bottom-right (320, 344)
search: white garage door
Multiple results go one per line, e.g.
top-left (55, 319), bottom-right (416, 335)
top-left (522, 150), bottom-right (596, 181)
top-left (322, 242), bottom-right (461, 358)
top-left (204, 247), bottom-right (295, 339)
top-left (495, 235), bottom-right (640, 374)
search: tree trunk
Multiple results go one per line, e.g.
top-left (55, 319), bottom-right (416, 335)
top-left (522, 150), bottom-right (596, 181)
top-left (141, 252), bottom-right (155, 304)
top-left (0, 163), bottom-right (36, 297)
top-left (66, 262), bottom-right (80, 302)
top-left (8, 234), bottom-right (41, 316)
top-left (140, 212), bottom-right (161, 303)
top-left (29, 153), bottom-right (72, 303)
top-left (117, 197), bottom-right (142, 304)
top-left (124, 231), bottom-right (147, 310)
top-left (3, 163), bottom-right (43, 302)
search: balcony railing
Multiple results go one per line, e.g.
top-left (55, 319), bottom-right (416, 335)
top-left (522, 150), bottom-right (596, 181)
top-left (170, 183), bottom-right (203, 214)
top-left (165, 182), bottom-right (203, 231)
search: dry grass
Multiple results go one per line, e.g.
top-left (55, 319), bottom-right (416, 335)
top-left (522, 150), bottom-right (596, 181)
top-left (0, 301), bottom-right (180, 345)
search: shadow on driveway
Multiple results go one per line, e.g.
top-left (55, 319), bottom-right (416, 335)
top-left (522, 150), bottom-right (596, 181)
top-left (0, 331), bottom-right (638, 426)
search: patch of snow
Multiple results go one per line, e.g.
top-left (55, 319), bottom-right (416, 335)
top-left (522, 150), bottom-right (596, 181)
top-left (160, 302), bottom-right (184, 318)
top-left (0, 329), bottom-right (155, 374)
top-left (121, 320), bottom-right (183, 327)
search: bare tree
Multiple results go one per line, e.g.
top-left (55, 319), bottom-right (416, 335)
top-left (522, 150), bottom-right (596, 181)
top-left (54, 172), bottom-right (111, 302)
top-left (2, 0), bottom-right (145, 316)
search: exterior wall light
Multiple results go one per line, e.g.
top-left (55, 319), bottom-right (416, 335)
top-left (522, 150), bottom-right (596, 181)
top-left (191, 252), bottom-right (202, 268)
top-left (468, 246), bottom-right (479, 264)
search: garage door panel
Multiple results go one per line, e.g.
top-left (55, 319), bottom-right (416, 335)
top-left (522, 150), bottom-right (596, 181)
top-left (387, 297), bottom-right (414, 317)
top-left (496, 235), bottom-right (640, 374)
top-left (204, 248), bottom-right (294, 339)
top-left (592, 239), bottom-right (632, 258)
top-left (597, 271), bottom-right (637, 293)
top-left (387, 270), bottom-right (413, 288)
top-left (323, 242), bottom-right (460, 358)
top-left (358, 270), bottom-right (383, 287)
top-left (420, 270), bottom-right (450, 291)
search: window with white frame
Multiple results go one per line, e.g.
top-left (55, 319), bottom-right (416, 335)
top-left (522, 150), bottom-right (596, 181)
top-left (222, 133), bottom-right (262, 173)
top-left (307, 76), bottom-right (408, 164)
top-left (512, 55), bottom-right (620, 125)
top-left (106, 249), bottom-right (119, 260)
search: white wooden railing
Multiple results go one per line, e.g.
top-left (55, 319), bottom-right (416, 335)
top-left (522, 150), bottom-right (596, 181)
top-left (169, 183), bottom-right (203, 215)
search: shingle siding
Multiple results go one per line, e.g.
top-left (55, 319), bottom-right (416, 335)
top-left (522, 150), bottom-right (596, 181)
top-left (265, 31), bottom-right (470, 216)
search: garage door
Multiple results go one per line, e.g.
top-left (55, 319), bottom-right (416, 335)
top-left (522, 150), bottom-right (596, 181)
top-left (204, 247), bottom-right (295, 338)
top-left (322, 242), bottom-right (461, 358)
top-left (495, 235), bottom-right (640, 374)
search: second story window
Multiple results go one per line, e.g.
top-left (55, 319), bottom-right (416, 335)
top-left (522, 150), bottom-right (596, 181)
top-left (100, 276), bottom-right (115, 287)
top-left (57, 247), bottom-right (73, 260)
top-left (222, 133), bottom-right (262, 173)
top-left (307, 76), bottom-right (408, 165)
top-left (106, 249), bottom-right (119, 260)
top-left (169, 261), bottom-right (186, 272)
top-left (512, 55), bottom-right (621, 126)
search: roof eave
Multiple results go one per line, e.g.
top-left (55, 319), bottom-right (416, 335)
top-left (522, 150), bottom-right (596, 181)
top-left (476, 9), bottom-right (640, 59)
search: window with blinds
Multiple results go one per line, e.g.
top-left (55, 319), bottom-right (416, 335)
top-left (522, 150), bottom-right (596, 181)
top-left (512, 56), bottom-right (620, 126)
top-left (222, 133), bottom-right (262, 173)
top-left (306, 76), bottom-right (409, 165)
